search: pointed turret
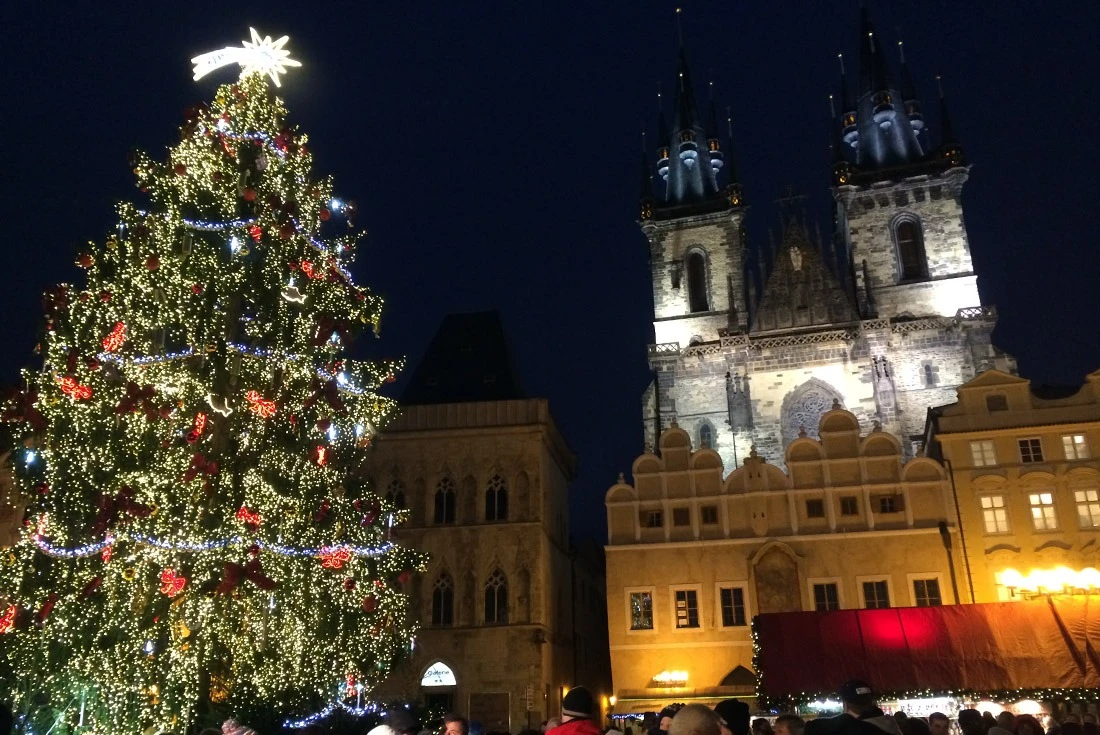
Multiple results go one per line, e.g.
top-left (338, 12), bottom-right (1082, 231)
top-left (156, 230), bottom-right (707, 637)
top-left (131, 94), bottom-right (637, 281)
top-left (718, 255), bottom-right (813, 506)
top-left (640, 134), bottom-right (655, 221)
top-left (936, 75), bottom-right (966, 166)
top-left (706, 81), bottom-right (724, 177)
top-left (725, 108), bottom-right (743, 206)
top-left (898, 39), bottom-right (924, 133)
top-left (656, 85), bottom-right (671, 182)
top-left (838, 53), bottom-right (858, 149)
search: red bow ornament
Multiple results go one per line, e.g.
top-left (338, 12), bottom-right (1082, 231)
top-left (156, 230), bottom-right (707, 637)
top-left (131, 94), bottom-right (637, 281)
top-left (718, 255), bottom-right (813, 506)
top-left (303, 378), bottom-right (346, 415)
top-left (91, 486), bottom-right (153, 536)
top-left (116, 382), bottom-right (158, 420)
top-left (3, 387), bottom-right (47, 430)
top-left (216, 558), bottom-right (277, 594)
top-left (182, 453), bottom-right (220, 490)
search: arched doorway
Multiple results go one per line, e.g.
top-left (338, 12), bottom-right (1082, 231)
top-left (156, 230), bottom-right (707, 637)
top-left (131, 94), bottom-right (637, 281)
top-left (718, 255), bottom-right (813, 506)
top-left (421, 661), bottom-right (457, 713)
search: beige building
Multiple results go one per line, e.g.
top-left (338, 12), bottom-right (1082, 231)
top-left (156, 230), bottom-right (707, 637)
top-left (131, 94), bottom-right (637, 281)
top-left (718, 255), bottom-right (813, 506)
top-left (604, 407), bottom-right (958, 714)
top-left (925, 369), bottom-right (1100, 603)
top-left (369, 312), bottom-right (610, 731)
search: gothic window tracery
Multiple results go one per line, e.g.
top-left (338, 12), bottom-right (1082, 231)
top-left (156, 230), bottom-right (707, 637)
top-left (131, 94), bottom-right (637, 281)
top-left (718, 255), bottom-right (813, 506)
top-left (686, 251), bottom-right (709, 313)
top-left (894, 217), bottom-right (928, 282)
top-left (484, 475), bottom-right (508, 521)
top-left (484, 568), bottom-right (508, 624)
top-left (782, 381), bottom-right (843, 446)
top-left (698, 423), bottom-right (714, 449)
top-left (385, 479), bottom-right (407, 510)
top-left (434, 477), bottom-right (456, 524)
top-left (431, 573), bottom-right (454, 626)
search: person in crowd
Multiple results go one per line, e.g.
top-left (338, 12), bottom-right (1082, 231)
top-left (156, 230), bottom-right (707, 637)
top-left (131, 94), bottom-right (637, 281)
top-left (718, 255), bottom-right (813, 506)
top-left (984, 712), bottom-right (1013, 735)
top-left (928, 713), bottom-right (950, 735)
top-left (714, 700), bottom-right (751, 735)
top-left (664, 707), bottom-right (686, 731)
top-left (545, 720), bottom-right (563, 734)
top-left (774, 714), bottom-right (805, 735)
top-left (980, 714), bottom-right (998, 734)
top-left (754, 719), bottom-right (775, 735)
top-left (996, 713), bottom-right (1016, 733)
top-left (956, 710), bottom-right (984, 735)
top-left (670, 706), bottom-right (722, 735)
top-left (893, 714), bottom-right (908, 730)
top-left (445, 715), bottom-right (470, 735)
top-left (548, 686), bottom-right (601, 735)
top-left (804, 680), bottom-right (901, 735)
top-left (387, 710), bottom-right (420, 735)
top-left (1015, 716), bottom-right (1043, 735)
top-left (1082, 714), bottom-right (1098, 735)
top-left (898, 717), bottom-right (929, 735)
top-left (1062, 721), bottom-right (1083, 735)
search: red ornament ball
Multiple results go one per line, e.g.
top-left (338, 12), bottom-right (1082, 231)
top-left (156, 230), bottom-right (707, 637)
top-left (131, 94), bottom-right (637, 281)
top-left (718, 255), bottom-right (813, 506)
top-left (361, 596), bottom-right (378, 612)
top-left (191, 283), bottom-right (204, 295)
top-left (79, 292), bottom-right (90, 303)
top-left (35, 483), bottom-right (49, 496)
top-left (99, 291), bottom-right (111, 303)
top-left (173, 163), bottom-right (187, 176)
top-left (159, 405), bottom-right (174, 420)
top-left (243, 188), bottom-right (257, 202)
top-left (344, 578), bottom-right (356, 591)
top-left (185, 431), bottom-right (199, 445)
top-left (248, 543), bottom-right (261, 557)
top-left (145, 255), bottom-right (160, 271)
top-left (85, 358), bottom-right (100, 371)
top-left (397, 570), bottom-right (412, 585)
top-left (279, 223), bottom-right (296, 240)
top-left (211, 171), bottom-right (224, 184)
top-left (318, 207), bottom-right (331, 222)
top-left (76, 254), bottom-right (94, 268)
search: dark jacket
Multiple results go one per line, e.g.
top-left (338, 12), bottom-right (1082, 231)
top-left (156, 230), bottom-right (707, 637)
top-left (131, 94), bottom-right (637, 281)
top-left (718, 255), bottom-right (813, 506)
top-left (549, 719), bottom-right (602, 735)
top-left (806, 711), bottom-right (902, 735)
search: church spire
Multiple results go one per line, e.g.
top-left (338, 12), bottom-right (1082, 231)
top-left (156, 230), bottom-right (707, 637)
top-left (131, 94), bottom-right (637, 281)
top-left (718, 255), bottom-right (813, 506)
top-left (640, 132), bottom-right (655, 220)
top-left (897, 38), bottom-right (924, 135)
top-left (936, 75), bottom-right (966, 166)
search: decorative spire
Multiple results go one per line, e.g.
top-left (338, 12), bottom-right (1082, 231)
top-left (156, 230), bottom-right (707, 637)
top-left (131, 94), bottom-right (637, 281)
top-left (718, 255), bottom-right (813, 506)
top-left (897, 37), bottom-right (924, 133)
top-left (656, 84), bottom-right (670, 182)
top-left (640, 131), bottom-right (655, 220)
top-left (858, 7), bottom-right (892, 97)
top-left (936, 75), bottom-right (966, 166)
top-left (706, 77), bottom-right (724, 175)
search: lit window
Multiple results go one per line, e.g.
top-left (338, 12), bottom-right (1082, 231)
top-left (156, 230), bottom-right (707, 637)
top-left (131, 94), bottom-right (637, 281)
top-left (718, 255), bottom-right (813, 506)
top-left (813, 583), bottom-right (840, 611)
top-left (970, 440), bottom-right (997, 467)
top-left (719, 587), bottom-right (746, 627)
top-left (672, 508), bottom-right (690, 527)
top-left (484, 475), bottom-right (508, 522)
top-left (913, 578), bottom-right (942, 607)
top-left (862, 580), bottom-right (891, 609)
top-left (643, 510), bottom-right (663, 528)
top-left (1029, 492), bottom-right (1058, 530)
top-left (431, 574), bottom-right (454, 626)
top-left (699, 423), bottom-right (714, 449)
top-left (877, 495), bottom-right (903, 514)
top-left (434, 477), bottom-right (456, 524)
top-left (484, 569), bottom-right (508, 624)
top-left (1075, 489), bottom-right (1100, 528)
top-left (894, 219), bottom-right (927, 281)
top-left (674, 589), bottom-right (700, 628)
top-left (806, 499), bottom-right (825, 518)
top-left (701, 506), bottom-right (719, 525)
top-left (980, 495), bottom-right (1009, 534)
top-left (986, 394), bottom-right (1008, 412)
top-left (1064, 434), bottom-right (1091, 460)
top-left (630, 591), bottom-right (653, 630)
top-left (1019, 438), bottom-right (1044, 463)
top-left (840, 497), bottom-right (859, 516)
top-left (686, 251), bottom-right (709, 313)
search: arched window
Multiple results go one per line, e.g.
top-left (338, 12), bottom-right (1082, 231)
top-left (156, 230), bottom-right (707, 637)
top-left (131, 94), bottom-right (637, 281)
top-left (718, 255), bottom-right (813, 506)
top-left (431, 574), bottom-right (454, 626)
top-left (484, 568), bottom-right (508, 624)
top-left (894, 218), bottom-right (927, 281)
top-left (385, 479), bottom-right (407, 510)
top-left (433, 477), bottom-right (456, 524)
top-left (698, 423), bottom-right (714, 450)
top-left (686, 251), bottom-right (709, 313)
top-left (922, 362), bottom-right (939, 388)
top-left (485, 475), bottom-right (508, 522)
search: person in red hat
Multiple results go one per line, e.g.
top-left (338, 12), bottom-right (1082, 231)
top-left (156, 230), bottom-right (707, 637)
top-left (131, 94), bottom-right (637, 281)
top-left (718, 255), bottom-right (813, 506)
top-left (548, 687), bottom-right (601, 735)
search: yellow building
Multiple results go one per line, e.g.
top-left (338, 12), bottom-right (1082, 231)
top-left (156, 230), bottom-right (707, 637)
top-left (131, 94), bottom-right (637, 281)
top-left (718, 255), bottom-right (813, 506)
top-left (368, 312), bottom-right (611, 730)
top-left (924, 369), bottom-right (1100, 602)
top-left (604, 407), bottom-right (958, 714)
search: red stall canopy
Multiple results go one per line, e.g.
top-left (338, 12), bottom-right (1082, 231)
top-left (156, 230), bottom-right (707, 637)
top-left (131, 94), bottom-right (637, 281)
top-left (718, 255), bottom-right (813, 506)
top-left (755, 597), bottom-right (1100, 704)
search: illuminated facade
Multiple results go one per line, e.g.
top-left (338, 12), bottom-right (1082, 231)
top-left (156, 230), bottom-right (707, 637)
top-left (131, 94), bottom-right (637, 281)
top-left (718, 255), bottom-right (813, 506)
top-left (638, 8), bottom-right (1014, 472)
top-left (925, 369), bottom-right (1100, 603)
top-left (604, 409), bottom-right (958, 713)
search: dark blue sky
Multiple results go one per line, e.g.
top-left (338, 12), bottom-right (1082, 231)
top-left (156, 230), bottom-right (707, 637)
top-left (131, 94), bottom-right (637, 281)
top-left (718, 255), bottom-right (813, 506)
top-left (3, 2), bottom-right (1099, 541)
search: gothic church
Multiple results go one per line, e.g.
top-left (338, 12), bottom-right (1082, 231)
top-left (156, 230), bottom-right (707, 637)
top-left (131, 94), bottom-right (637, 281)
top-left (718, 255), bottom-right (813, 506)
top-left (639, 9), bottom-right (1015, 468)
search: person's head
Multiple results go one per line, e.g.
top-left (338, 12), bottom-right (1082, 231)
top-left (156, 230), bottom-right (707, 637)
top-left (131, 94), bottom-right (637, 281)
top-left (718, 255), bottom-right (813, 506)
top-left (562, 687), bottom-right (596, 723)
top-left (661, 707), bottom-right (685, 732)
top-left (958, 709), bottom-right (984, 735)
top-left (1064, 717), bottom-right (1082, 727)
top-left (669, 705), bottom-right (722, 735)
top-left (837, 680), bottom-right (877, 717)
top-left (1083, 715), bottom-right (1097, 727)
top-left (714, 700), bottom-right (751, 735)
top-left (388, 710), bottom-right (419, 735)
top-left (895, 713), bottom-right (909, 724)
top-left (998, 713), bottom-right (1017, 731)
top-left (1063, 722), bottom-right (1083, 735)
top-left (773, 715), bottom-right (804, 735)
top-left (929, 712), bottom-right (950, 735)
top-left (752, 720), bottom-right (774, 735)
top-left (899, 717), bottom-right (931, 735)
top-left (545, 719), bottom-right (562, 733)
top-left (1016, 715), bottom-right (1043, 735)
top-left (445, 715), bottom-right (470, 735)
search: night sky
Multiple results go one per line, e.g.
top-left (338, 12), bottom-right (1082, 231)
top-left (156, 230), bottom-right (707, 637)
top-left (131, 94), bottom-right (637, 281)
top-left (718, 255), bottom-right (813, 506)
top-left (4, 3), bottom-right (1099, 542)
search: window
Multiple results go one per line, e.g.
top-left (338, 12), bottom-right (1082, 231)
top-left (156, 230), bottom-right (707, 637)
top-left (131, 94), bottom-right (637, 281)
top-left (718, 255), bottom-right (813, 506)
top-left (431, 574), bottom-right (454, 626)
top-left (719, 587), bottom-right (747, 627)
top-left (699, 423), bottom-right (714, 449)
top-left (1075, 489), bottom-right (1100, 528)
top-left (806, 499), bottom-right (825, 518)
top-left (970, 440), bottom-right (997, 467)
top-left (1029, 492), bottom-right (1058, 530)
top-left (484, 569), bottom-right (508, 624)
top-left (894, 218), bottom-right (927, 281)
top-left (643, 510), bottom-right (663, 528)
top-left (913, 578), bottom-right (943, 607)
top-left (922, 362), bottom-right (939, 388)
top-left (840, 497), bottom-right (859, 516)
top-left (986, 394), bottom-right (1008, 412)
top-left (813, 583), bottom-right (840, 611)
top-left (701, 505), bottom-right (719, 525)
top-left (686, 251), bottom-right (709, 313)
top-left (1019, 438), bottom-right (1044, 463)
top-left (1064, 434), bottom-right (1091, 460)
top-left (433, 477), bottom-right (456, 524)
top-left (629, 591), bottom-right (654, 630)
top-left (862, 580), bottom-right (891, 609)
top-left (674, 589), bottom-right (700, 628)
top-left (980, 495), bottom-right (1010, 534)
top-left (484, 475), bottom-right (508, 522)
top-left (672, 508), bottom-right (691, 527)
top-left (385, 479), bottom-right (407, 510)
top-left (877, 495), bottom-right (903, 514)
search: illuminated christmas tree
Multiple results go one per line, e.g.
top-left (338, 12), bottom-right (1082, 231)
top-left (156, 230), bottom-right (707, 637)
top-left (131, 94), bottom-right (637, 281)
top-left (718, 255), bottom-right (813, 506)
top-left (0, 30), bottom-right (423, 734)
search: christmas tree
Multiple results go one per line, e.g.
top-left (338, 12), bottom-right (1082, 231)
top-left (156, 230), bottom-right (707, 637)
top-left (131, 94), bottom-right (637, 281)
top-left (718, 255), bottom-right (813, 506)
top-left (0, 30), bottom-right (423, 734)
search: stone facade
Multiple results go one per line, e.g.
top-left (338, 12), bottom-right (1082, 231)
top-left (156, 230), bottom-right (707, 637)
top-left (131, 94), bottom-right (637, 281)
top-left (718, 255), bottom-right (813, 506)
top-left (366, 399), bottom-right (610, 730)
top-left (926, 369), bottom-right (1100, 603)
top-left (605, 413), bottom-right (957, 714)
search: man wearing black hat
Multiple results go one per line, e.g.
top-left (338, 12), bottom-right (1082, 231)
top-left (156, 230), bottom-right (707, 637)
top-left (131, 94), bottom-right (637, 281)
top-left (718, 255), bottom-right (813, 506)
top-left (804, 681), bottom-right (901, 735)
top-left (548, 687), bottom-right (601, 735)
top-left (714, 700), bottom-right (750, 735)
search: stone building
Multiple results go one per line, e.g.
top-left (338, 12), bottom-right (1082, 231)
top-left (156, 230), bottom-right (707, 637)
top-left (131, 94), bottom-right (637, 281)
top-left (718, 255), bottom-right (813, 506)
top-left (604, 409), bottom-right (957, 713)
top-left (638, 8), bottom-right (1015, 470)
top-left (924, 369), bottom-right (1100, 603)
top-left (368, 311), bottom-right (610, 730)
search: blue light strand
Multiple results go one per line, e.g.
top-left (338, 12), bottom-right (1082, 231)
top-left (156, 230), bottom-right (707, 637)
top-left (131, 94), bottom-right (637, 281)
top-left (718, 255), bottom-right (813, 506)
top-left (31, 533), bottom-right (394, 559)
top-left (284, 700), bottom-right (382, 729)
top-left (195, 125), bottom-right (288, 160)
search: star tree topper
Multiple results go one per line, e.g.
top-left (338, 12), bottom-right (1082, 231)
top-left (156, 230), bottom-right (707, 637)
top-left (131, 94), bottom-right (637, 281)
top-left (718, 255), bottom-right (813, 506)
top-left (192, 28), bottom-right (302, 87)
